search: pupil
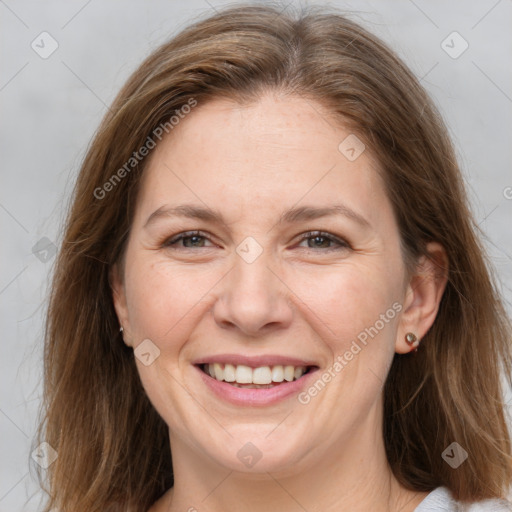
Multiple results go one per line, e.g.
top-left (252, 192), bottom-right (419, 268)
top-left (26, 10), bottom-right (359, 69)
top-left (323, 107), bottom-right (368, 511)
top-left (186, 235), bottom-right (202, 247)
top-left (312, 236), bottom-right (327, 248)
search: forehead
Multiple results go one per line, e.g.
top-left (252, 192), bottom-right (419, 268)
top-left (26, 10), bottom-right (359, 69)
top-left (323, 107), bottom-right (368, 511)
top-left (135, 93), bottom-right (389, 229)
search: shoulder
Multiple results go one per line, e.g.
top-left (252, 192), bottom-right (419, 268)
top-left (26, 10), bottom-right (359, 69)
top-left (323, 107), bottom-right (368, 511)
top-left (414, 487), bottom-right (512, 511)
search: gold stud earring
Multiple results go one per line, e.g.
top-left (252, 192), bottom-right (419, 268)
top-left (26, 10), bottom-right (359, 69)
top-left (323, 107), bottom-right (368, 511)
top-left (405, 332), bottom-right (419, 353)
top-left (405, 332), bottom-right (416, 345)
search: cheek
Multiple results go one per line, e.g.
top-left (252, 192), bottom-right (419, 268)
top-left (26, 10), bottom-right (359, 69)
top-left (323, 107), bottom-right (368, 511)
top-left (288, 260), bottom-right (401, 355)
top-left (124, 255), bottom-right (222, 345)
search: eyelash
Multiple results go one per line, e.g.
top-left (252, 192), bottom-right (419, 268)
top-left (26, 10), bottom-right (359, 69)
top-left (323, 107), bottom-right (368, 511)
top-left (162, 230), bottom-right (350, 252)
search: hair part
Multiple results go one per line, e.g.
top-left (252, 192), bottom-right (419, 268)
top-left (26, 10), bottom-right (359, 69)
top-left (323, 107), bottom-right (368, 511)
top-left (34, 3), bottom-right (512, 511)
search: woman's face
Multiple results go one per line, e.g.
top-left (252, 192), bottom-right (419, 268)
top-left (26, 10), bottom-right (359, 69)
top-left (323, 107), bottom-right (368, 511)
top-left (112, 93), bottom-right (417, 475)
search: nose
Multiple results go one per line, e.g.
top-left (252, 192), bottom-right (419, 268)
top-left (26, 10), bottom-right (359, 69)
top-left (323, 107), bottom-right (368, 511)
top-left (211, 249), bottom-right (293, 337)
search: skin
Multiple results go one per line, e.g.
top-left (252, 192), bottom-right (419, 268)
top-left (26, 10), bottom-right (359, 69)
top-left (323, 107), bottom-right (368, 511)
top-left (111, 92), bottom-right (448, 512)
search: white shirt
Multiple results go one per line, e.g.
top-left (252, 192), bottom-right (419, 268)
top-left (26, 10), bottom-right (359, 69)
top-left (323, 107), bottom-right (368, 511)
top-left (415, 486), bottom-right (512, 511)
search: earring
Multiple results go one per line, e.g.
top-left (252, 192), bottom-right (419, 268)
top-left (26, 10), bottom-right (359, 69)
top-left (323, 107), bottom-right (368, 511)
top-left (405, 332), bottom-right (419, 353)
top-left (119, 325), bottom-right (131, 347)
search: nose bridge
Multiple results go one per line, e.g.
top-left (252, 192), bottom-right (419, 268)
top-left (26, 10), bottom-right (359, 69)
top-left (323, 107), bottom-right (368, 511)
top-left (233, 240), bottom-right (275, 298)
top-left (213, 237), bottom-right (292, 335)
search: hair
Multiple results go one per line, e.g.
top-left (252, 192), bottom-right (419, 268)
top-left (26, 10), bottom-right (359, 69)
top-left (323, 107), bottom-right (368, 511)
top-left (34, 2), bottom-right (512, 511)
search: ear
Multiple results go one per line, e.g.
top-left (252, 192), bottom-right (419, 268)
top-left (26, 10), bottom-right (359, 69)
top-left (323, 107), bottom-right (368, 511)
top-left (110, 263), bottom-right (132, 347)
top-left (395, 242), bottom-right (449, 354)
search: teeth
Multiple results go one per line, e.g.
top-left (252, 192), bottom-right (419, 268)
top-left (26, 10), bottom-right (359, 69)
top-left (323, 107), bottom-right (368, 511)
top-left (203, 363), bottom-right (308, 385)
top-left (284, 365), bottom-right (295, 382)
top-left (213, 363), bottom-right (223, 381)
top-left (224, 363), bottom-right (236, 382)
top-left (235, 365), bottom-right (253, 384)
top-left (271, 365), bottom-right (284, 382)
top-left (253, 366), bottom-right (272, 385)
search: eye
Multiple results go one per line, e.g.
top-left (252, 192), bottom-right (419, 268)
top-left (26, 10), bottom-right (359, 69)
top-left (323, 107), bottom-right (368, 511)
top-left (162, 231), bottom-right (214, 249)
top-left (296, 231), bottom-right (350, 252)
top-left (161, 230), bottom-right (350, 252)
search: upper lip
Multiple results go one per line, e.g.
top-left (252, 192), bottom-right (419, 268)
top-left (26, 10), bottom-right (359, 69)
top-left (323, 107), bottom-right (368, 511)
top-left (191, 354), bottom-right (319, 368)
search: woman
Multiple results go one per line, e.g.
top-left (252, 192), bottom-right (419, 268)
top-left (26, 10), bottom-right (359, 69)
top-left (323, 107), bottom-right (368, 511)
top-left (34, 3), bottom-right (512, 511)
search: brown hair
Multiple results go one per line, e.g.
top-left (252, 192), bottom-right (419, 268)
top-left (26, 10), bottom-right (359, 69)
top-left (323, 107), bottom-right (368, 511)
top-left (34, 3), bottom-right (512, 511)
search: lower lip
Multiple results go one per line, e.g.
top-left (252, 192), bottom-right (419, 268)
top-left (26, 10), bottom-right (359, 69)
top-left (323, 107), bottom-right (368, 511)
top-left (195, 365), bottom-right (319, 406)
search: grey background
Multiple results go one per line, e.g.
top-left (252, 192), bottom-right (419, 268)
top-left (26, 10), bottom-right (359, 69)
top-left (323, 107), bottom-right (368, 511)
top-left (1, 0), bottom-right (511, 510)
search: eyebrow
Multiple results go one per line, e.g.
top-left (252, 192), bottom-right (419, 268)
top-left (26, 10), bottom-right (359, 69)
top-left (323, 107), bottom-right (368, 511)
top-left (144, 203), bottom-right (371, 229)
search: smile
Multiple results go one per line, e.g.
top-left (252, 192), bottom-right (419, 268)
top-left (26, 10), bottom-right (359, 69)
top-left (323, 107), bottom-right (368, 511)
top-left (200, 363), bottom-right (313, 387)
top-left (193, 356), bottom-right (320, 406)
